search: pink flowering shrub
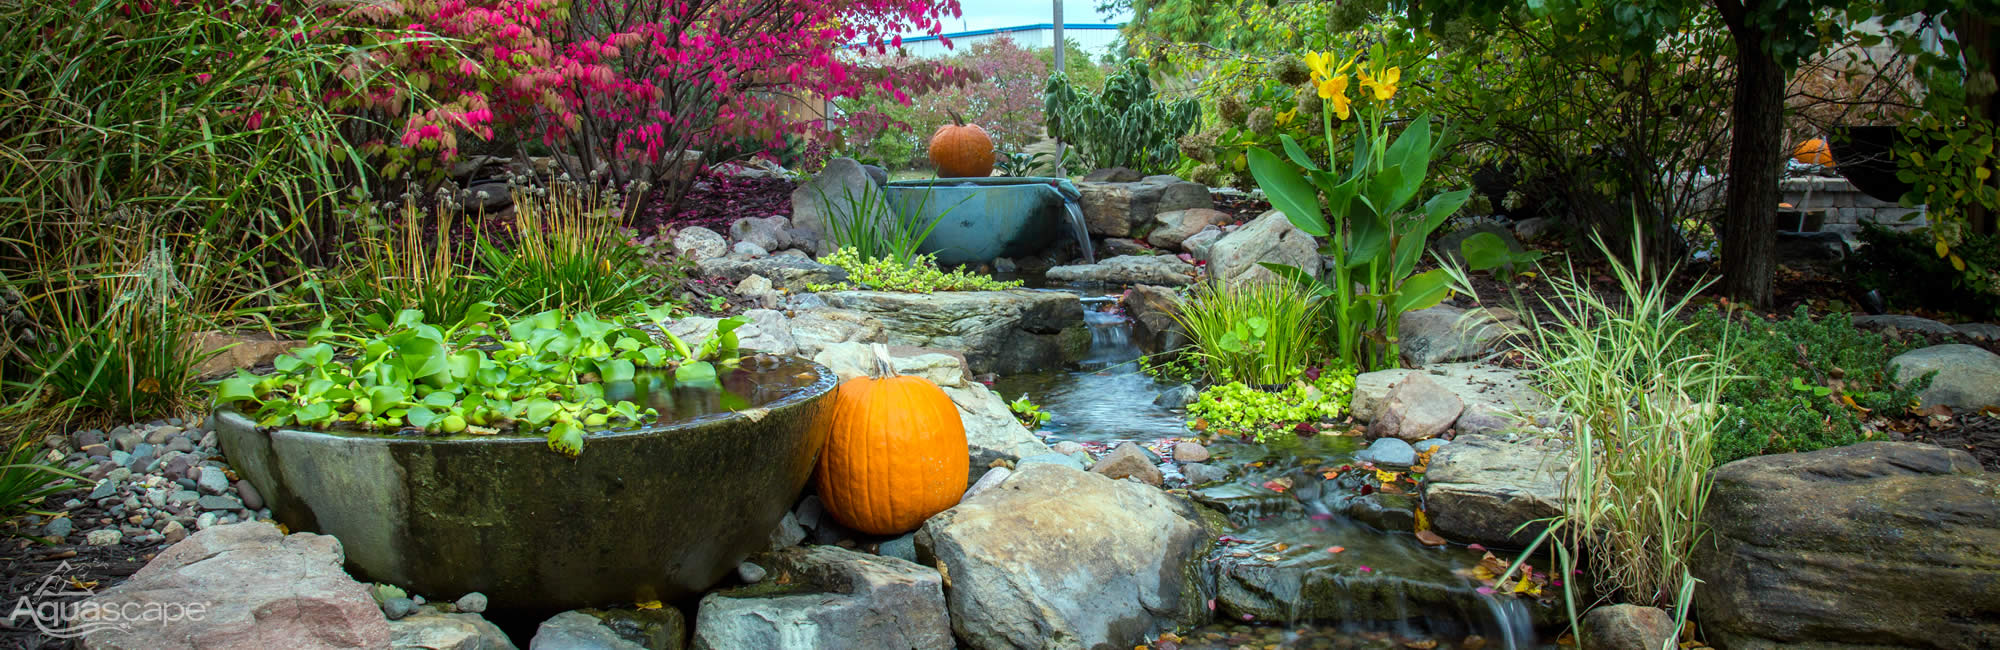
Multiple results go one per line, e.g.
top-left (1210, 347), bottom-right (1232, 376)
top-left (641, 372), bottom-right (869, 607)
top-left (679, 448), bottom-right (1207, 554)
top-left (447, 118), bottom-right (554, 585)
top-left (342, 0), bottom-right (966, 198)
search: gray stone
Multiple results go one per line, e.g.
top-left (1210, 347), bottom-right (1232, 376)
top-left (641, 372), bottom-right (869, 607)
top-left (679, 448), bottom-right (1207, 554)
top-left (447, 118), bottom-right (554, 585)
top-left (1423, 434), bottom-right (1570, 548)
top-left (1016, 452), bottom-right (1087, 472)
top-left (109, 450), bottom-right (131, 467)
top-left (1954, 322), bottom-right (2000, 341)
top-left (1513, 216), bottom-right (1560, 242)
top-left (877, 534), bottom-right (918, 564)
top-left (1694, 443), bottom-right (1999, 649)
top-left (1077, 180), bottom-right (1213, 237)
top-left (160, 520), bottom-right (188, 544)
top-left (1083, 167), bottom-right (1144, 183)
top-left (670, 226), bottom-right (729, 262)
top-left (766, 512), bottom-right (806, 550)
top-left (1853, 313), bottom-right (1958, 336)
top-left (790, 157), bottom-right (890, 253)
top-left (728, 215), bottom-right (792, 252)
top-left (1775, 230), bottom-right (1849, 269)
top-left (1412, 439), bottom-right (1449, 453)
top-left (1046, 255), bottom-right (1198, 286)
top-left (531, 609), bottom-right (685, 650)
top-left (962, 467), bottom-right (1013, 501)
top-left (389, 611), bottom-right (517, 650)
top-left (198, 495), bottom-right (243, 511)
top-left (1396, 305), bottom-right (1514, 366)
top-left (992, 257), bottom-right (1018, 273)
top-left (817, 290), bottom-right (1086, 375)
top-left (1366, 373), bottom-right (1464, 442)
top-left (111, 427), bottom-right (143, 452)
top-left (89, 479), bottom-right (117, 500)
top-left (42, 517), bottom-right (73, 539)
top-left (694, 256), bottom-right (845, 293)
top-left (1149, 208), bottom-right (1232, 250)
top-left (1180, 462), bottom-right (1229, 485)
top-left (1171, 441), bottom-right (1210, 463)
top-left (76, 522), bottom-right (388, 649)
top-left (383, 597), bottom-right (418, 620)
top-left (455, 592), bottom-right (489, 614)
top-left (1101, 237), bottom-right (1152, 257)
top-left (1208, 210), bottom-right (1321, 287)
top-left (1090, 442), bottom-right (1165, 486)
top-left (1581, 604), bottom-right (1676, 650)
top-left (787, 308), bottom-right (887, 357)
top-left (735, 561), bottom-right (767, 584)
top-left (916, 463), bottom-right (1214, 650)
top-left (1183, 226), bottom-right (1224, 261)
top-left (1356, 438), bottom-right (1418, 467)
top-left (1155, 385), bottom-right (1198, 409)
top-left (196, 466), bottom-right (230, 494)
top-left (168, 489), bottom-right (199, 506)
top-left (235, 480), bottom-right (263, 510)
top-left (1351, 363), bottom-right (1551, 434)
top-left (728, 241), bottom-right (768, 259)
top-left (1889, 344), bottom-right (2000, 411)
top-left (1122, 284), bottom-right (1186, 353)
top-left (105, 467), bottom-right (131, 485)
top-left (693, 546), bottom-right (950, 650)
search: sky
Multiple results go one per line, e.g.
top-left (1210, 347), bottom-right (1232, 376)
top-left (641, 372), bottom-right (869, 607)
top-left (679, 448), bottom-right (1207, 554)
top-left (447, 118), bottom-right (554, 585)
top-left (925, 0), bottom-right (1132, 35)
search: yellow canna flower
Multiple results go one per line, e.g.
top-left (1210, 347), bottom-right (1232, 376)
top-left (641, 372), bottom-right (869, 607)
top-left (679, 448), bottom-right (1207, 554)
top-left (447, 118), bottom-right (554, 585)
top-left (1361, 65), bottom-right (1401, 101)
top-left (1304, 51), bottom-right (1333, 81)
top-left (1317, 75), bottom-right (1352, 120)
top-left (1276, 108), bottom-right (1297, 127)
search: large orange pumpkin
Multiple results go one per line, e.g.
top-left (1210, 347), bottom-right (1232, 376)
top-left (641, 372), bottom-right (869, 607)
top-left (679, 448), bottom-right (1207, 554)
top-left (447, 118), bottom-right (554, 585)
top-left (1793, 138), bottom-right (1835, 166)
top-left (814, 345), bottom-right (970, 535)
top-left (928, 109), bottom-right (995, 178)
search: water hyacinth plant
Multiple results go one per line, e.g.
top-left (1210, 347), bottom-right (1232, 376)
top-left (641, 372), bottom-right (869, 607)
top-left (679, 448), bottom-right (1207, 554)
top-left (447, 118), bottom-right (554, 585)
top-left (1249, 49), bottom-right (1473, 372)
top-left (216, 304), bottom-right (745, 457)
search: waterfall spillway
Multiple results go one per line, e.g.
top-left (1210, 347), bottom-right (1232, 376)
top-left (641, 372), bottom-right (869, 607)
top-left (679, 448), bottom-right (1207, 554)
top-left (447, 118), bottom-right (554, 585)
top-left (1062, 198), bottom-right (1096, 264)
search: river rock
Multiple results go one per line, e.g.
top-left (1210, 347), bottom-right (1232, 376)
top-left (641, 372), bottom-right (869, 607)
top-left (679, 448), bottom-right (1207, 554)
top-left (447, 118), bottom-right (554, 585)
top-left (531, 608), bottom-right (685, 650)
top-left (787, 308), bottom-right (888, 357)
top-left (1422, 434), bottom-right (1569, 548)
top-left (817, 290), bottom-right (1086, 375)
top-left (77, 522), bottom-right (388, 649)
top-left (1149, 208), bottom-right (1231, 250)
top-left (1366, 373), bottom-right (1463, 442)
top-left (1091, 442), bottom-right (1165, 486)
top-left (1852, 313), bottom-right (1958, 336)
top-left (1580, 604), bottom-right (1675, 650)
top-left (1046, 255), bottom-right (1197, 286)
top-left (666, 309), bottom-right (795, 357)
top-left (1889, 344), bottom-right (2000, 411)
top-left (1352, 363), bottom-right (1550, 435)
top-left (1155, 384), bottom-right (1197, 409)
top-left (1207, 210), bottom-right (1320, 287)
top-left (1356, 438), bottom-right (1418, 467)
top-left (693, 546), bottom-right (951, 650)
top-left (1955, 322), bottom-right (2000, 341)
top-left (1694, 442), bottom-right (2000, 649)
top-left (389, 611), bottom-right (516, 650)
top-left (1181, 462), bottom-right (1230, 485)
top-left (728, 215), bottom-right (792, 252)
top-left (916, 463), bottom-right (1214, 650)
top-left (789, 157), bottom-right (888, 253)
top-left (729, 241), bottom-right (768, 259)
top-left (963, 467), bottom-right (1012, 501)
top-left (1396, 305), bottom-right (1513, 366)
top-left (1183, 226), bottom-right (1224, 261)
top-left (1172, 441), bottom-right (1210, 463)
top-left (1122, 284), bottom-right (1186, 353)
top-left (186, 332), bottom-right (309, 378)
top-left (1078, 180), bottom-right (1213, 237)
top-left (671, 227), bottom-right (729, 262)
top-left (694, 256), bottom-right (845, 293)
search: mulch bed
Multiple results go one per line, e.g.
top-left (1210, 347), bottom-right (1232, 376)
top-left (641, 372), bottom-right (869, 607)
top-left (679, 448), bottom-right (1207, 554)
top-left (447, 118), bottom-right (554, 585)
top-left (1893, 414), bottom-right (2000, 472)
top-left (0, 536), bottom-right (156, 650)
top-left (631, 173), bottom-right (795, 237)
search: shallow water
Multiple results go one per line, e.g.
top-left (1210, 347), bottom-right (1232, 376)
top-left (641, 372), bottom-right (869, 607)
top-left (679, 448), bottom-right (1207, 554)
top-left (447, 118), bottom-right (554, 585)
top-left (990, 302), bottom-right (1556, 647)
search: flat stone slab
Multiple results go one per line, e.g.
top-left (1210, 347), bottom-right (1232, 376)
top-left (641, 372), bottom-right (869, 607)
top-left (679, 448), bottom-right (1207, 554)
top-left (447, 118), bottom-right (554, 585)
top-left (1351, 363), bottom-right (1551, 435)
top-left (818, 289), bottom-right (1087, 374)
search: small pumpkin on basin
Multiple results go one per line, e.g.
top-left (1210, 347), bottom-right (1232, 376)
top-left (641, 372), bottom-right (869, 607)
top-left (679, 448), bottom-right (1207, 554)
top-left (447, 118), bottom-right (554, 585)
top-left (929, 109), bottom-right (995, 178)
top-left (815, 344), bottom-right (970, 535)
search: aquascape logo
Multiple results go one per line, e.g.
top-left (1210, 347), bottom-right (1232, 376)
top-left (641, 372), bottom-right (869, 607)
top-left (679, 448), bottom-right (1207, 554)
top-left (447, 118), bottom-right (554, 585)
top-left (6, 561), bottom-right (209, 640)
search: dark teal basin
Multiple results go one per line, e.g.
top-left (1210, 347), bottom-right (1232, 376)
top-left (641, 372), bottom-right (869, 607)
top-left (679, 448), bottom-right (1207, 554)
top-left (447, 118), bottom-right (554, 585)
top-left (884, 177), bottom-right (1085, 266)
top-left (213, 357), bottom-right (838, 611)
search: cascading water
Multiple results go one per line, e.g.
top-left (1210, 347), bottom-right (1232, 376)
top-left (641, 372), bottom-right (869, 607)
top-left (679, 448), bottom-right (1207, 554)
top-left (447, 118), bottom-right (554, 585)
top-left (993, 295), bottom-right (1553, 648)
top-left (1061, 196), bottom-right (1096, 264)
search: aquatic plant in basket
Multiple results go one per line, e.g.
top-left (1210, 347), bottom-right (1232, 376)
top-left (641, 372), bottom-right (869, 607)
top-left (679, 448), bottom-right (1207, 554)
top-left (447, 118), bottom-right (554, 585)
top-left (214, 303), bottom-right (745, 457)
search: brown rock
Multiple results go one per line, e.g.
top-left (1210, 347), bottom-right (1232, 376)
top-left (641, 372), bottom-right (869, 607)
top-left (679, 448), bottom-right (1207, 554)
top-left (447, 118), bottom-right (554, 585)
top-left (1121, 284), bottom-right (1186, 353)
top-left (1171, 441), bottom-right (1210, 463)
top-left (187, 332), bottom-right (307, 378)
top-left (1091, 442), bottom-right (1165, 486)
top-left (1366, 373), bottom-right (1464, 442)
top-left (1148, 208), bottom-right (1231, 250)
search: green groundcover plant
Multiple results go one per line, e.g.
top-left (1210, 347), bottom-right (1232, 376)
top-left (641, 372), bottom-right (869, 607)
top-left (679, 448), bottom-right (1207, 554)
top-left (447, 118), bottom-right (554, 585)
top-left (217, 304), bottom-right (743, 457)
top-left (1187, 369), bottom-right (1357, 442)
top-left (809, 249), bottom-right (1021, 293)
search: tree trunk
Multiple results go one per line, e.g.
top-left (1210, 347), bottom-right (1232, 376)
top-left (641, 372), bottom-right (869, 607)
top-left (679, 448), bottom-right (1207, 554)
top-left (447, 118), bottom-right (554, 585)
top-left (1959, 13), bottom-right (1997, 235)
top-left (1719, 26), bottom-right (1786, 308)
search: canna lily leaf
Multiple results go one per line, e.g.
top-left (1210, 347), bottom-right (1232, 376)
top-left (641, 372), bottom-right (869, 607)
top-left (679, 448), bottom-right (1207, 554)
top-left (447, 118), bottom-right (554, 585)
top-left (1248, 147), bottom-right (1331, 237)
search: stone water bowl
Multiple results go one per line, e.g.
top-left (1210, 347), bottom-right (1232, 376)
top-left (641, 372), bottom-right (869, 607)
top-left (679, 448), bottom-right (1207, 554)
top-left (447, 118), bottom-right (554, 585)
top-left (884, 177), bottom-right (1085, 266)
top-left (212, 356), bottom-right (838, 612)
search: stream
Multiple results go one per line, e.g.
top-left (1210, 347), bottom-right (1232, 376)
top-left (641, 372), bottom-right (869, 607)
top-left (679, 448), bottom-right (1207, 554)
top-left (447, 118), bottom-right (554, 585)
top-left (993, 294), bottom-right (1556, 649)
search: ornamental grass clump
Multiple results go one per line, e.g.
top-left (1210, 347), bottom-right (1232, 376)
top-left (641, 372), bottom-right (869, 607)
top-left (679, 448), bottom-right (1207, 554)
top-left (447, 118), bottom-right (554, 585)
top-left (1171, 278), bottom-right (1326, 384)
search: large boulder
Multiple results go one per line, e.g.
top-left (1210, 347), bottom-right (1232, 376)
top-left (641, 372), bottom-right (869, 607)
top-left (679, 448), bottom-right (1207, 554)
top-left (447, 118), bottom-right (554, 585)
top-left (1396, 305), bottom-right (1514, 366)
top-left (693, 546), bottom-right (951, 650)
top-left (1365, 372), bottom-right (1464, 442)
top-left (817, 290), bottom-right (1087, 375)
top-left (1207, 211), bottom-right (1320, 287)
top-left (729, 215), bottom-right (793, 253)
top-left (1422, 434), bottom-right (1570, 548)
top-left (789, 157), bottom-right (888, 253)
top-left (915, 463), bottom-right (1215, 650)
top-left (1694, 442), bottom-right (2000, 649)
top-left (389, 612), bottom-right (517, 650)
top-left (1889, 344), bottom-right (2000, 411)
top-left (1045, 255), bottom-right (1198, 286)
top-left (694, 256), bottom-right (846, 293)
top-left (77, 522), bottom-right (389, 650)
top-left (788, 309), bottom-right (889, 358)
top-left (1148, 208), bottom-right (1232, 250)
top-left (1121, 285), bottom-right (1185, 353)
top-left (812, 343), bottom-right (1051, 483)
top-left (530, 608), bottom-right (685, 650)
top-left (1078, 179), bottom-right (1213, 237)
top-left (1352, 363), bottom-right (1551, 435)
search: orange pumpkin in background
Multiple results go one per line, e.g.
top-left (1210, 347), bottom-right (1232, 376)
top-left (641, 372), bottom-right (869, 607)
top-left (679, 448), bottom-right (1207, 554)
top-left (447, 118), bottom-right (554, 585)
top-left (928, 109), bottom-right (995, 178)
top-left (814, 344), bottom-right (969, 535)
top-left (1793, 138), bottom-right (1835, 166)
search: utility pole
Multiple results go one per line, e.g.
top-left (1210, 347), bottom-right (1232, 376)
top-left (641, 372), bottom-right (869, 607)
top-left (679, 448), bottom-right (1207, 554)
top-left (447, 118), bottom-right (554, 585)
top-left (1052, 0), bottom-right (1066, 177)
